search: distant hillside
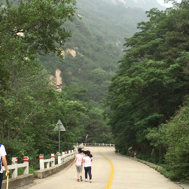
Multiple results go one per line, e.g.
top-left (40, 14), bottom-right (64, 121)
top-left (105, 0), bottom-right (165, 10)
top-left (2, 0), bottom-right (151, 104)
top-left (76, 0), bottom-right (149, 49)
top-left (41, 0), bottom-right (151, 104)
top-left (41, 18), bottom-right (122, 103)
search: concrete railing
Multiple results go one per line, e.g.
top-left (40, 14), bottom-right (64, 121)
top-left (2, 157), bottom-right (29, 178)
top-left (39, 154), bottom-right (55, 170)
top-left (39, 149), bottom-right (76, 170)
top-left (58, 150), bottom-right (76, 164)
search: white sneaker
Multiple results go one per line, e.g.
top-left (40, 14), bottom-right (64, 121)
top-left (85, 179), bottom-right (88, 182)
top-left (90, 180), bottom-right (92, 183)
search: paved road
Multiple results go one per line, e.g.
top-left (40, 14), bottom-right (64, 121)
top-left (29, 147), bottom-right (181, 189)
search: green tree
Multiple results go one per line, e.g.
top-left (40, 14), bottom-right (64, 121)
top-left (105, 2), bottom-right (189, 157)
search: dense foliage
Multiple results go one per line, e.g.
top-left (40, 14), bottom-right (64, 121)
top-left (0, 0), bottom-right (79, 167)
top-left (0, 0), bottom-right (114, 170)
top-left (38, 0), bottom-right (150, 150)
top-left (105, 1), bottom-right (189, 181)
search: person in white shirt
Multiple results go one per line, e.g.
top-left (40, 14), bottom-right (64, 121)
top-left (0, 144), bottom-right (9, 189)
top-left (70, 148), bottom-right (84, 182)
top-left (82, 150), bottom-right (92, 183)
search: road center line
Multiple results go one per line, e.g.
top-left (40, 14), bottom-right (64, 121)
top-left (98, 150), bottom-right (114, 189)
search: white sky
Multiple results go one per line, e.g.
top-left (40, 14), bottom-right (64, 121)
top-left (157, 0), bottom-right (182, 7)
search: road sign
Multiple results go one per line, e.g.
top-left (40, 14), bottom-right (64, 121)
top-left (54, 119), bottom-right (66, 153)
top-left (54, 120), bottom-right (66, 131)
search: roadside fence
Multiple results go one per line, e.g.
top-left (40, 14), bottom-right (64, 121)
top-left (39, 149), bottom-right (77, 170)
top-left (2, 157), bottom-right (29, 178)
top-left (2, 148), bottom-right (77, 178)
top-left (74, 143), bottom-right (115, 147)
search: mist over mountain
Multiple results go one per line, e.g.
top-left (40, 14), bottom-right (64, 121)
top-left (103, 0), bottom-right (165, 10)
top-left (75, 0), bottom-right (149, 49)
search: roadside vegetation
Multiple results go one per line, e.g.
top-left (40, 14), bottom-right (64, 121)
top-left (105, 1), bottom-right (189, 181)
top-left (0, 0), bottom-right (112, 172)
top-left (1, 0), bottom-right (189, 182)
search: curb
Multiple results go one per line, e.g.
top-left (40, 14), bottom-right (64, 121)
top-left (116, 153), bottom-right (189, 189)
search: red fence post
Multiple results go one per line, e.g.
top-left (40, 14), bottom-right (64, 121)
top-left (23, 156), bottom-right (29, 174)
top-left (134, 151), bottom-right (136, 158)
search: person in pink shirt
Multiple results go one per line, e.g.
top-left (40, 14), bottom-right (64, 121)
top-left (70, 148), bottom-right (84, 182)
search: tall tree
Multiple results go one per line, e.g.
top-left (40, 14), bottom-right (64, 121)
top-left (105, 2), bottom-right (189, 155)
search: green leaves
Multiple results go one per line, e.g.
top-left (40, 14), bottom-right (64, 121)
top-left (0, 0), bottom-right (76, 59)
top-left (105, 2), bottom-right (189, 166)
top-left (0, 0), bottom-right (78, 168)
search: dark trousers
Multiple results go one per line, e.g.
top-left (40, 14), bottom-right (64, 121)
top-left (0, 173), bottom-right (3, 189)
top-left (84, 166), bottom-right (92, 180)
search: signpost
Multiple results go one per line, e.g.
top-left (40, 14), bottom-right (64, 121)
top-left (54, 120), bottom-right (66, 152)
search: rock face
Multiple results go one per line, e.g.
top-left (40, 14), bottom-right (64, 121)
top-left (109, 0), bottom-right (165, 10)
top-left (66, 48), bottom-right (76, 57)
top-left (55, 69), bottom-right (62, 87)
top-left (60, 48), bottom-right (76, 59)
top-left (49, 48), bottom-right (77, 92)
top-left (49, 69), bottom-right (65, 92)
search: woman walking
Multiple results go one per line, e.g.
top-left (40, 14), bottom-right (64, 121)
top-left (70, 148), bottom-right (84, 182)
top-left (83, 150), bottom-right (92, 183)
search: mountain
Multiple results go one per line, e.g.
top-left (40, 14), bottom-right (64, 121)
top-left (75, 0), bottom-right (149, 48)
top-left (2, 0), bottom-right (151, 104)
top-left (41, 0), bottom-right (151, 104)
top-left (106, 0), bottom-right (165, 10)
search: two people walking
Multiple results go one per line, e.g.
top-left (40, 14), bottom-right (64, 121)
top-left (70, 148), bottom-right (92, 183)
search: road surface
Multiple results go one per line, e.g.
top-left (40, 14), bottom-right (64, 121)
top-left (29, 147), bottom-right (181, 189)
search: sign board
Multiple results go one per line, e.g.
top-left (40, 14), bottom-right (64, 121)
top-left (54, 120), bottom-right (66, 131)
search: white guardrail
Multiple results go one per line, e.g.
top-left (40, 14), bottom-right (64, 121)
top-left (2, 148), bottom-right (77, 178)
top-left (2, 157), bottom-right (29, 178)
top-left (75, 143), bottom-right (115, 147)
top-left (39, 149), bottom-right (77, 170)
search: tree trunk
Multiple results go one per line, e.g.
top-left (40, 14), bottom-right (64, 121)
top-left (2, 122), bottom-right (4, 139)
top-left (8, 119), bottom-right (10, 140)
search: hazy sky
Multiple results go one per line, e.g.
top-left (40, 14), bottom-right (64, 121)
top-left (157, 0), bottom-right (181, 7)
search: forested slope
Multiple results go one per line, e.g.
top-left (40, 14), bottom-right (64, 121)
top-left (41, 0), bottom-right (149, 103)
top-left (39, 0), bottom-right (151, 149)
top-left (75, 0), bottom-right (149, 47)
